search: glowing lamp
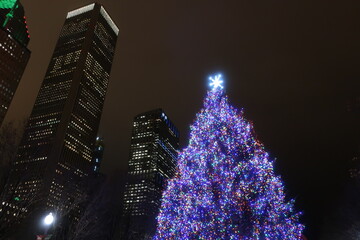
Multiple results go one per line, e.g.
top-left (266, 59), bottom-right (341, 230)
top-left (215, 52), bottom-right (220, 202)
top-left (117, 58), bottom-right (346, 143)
top-left (43, 212), bottom-right (54, 225)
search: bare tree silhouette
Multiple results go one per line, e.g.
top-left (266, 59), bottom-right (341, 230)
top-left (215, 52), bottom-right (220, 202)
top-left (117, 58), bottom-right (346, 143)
top-left (0, 119), bottom-right (27, 193)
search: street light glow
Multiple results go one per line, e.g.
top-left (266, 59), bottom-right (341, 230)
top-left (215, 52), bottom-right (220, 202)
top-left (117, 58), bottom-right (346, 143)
top-left (44, 212), bottom-right (54, 225)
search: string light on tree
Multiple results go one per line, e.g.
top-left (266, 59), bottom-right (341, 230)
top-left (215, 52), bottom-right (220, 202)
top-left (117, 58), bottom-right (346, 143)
top-left (155, 74), bottom-right (304, 239)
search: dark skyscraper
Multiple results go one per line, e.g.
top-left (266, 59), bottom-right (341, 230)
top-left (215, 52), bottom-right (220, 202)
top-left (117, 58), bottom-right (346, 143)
top-left (122, 109), bottom-right (179, 239)
top-left (92, 136), bottom-right (104, 173)
top-left (0, 2), bottom-right (118, 225)
top-left (0, 0), bottom-right (30, 126)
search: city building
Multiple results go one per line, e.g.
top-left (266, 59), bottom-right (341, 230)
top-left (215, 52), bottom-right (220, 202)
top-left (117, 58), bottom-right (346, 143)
top-left (92, 137), bottom-right (104, 173)
top-left (122, 108), bottom-right (179, 239)
top-left (347, 95), bottom-right (360, 179)
top-left (0, 0), bottom-right (30, 126)
top-left (0, 2), bottom-right (118, 231)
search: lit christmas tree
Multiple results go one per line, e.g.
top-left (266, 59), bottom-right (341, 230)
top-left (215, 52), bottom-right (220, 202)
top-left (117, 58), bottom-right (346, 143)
top-left (154, 74), bottom-right (304, 239)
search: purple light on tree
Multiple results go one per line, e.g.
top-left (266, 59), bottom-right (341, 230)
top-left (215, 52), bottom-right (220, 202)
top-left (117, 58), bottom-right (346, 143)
top-left (154, 74), bottom-right (304, 239)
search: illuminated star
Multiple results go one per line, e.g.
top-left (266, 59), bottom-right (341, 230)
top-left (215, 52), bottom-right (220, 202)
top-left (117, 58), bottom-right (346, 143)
top-left (209, 74), bottom-right (224, 91)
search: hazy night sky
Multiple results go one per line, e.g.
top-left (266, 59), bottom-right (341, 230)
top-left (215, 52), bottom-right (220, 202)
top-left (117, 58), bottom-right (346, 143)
top-left (4, 0), bottom-right (360, 238)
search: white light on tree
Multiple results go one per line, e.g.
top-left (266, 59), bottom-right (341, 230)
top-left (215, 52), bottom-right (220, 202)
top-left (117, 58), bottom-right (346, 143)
top-left (44, 212), bottom-right (54, 225)
top-left (209, 74), bottom-right (224, 90)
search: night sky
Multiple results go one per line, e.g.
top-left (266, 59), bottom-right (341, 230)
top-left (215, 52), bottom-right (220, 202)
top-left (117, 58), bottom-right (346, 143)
top-left (4, 0), bottom-right (360, 238)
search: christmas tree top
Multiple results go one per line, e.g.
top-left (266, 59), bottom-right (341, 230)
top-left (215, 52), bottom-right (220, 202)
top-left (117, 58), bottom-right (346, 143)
top-left (209, 74), bottom-right (224, 91)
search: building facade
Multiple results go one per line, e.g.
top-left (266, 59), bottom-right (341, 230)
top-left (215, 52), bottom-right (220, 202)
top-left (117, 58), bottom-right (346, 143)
top-left (92, 137), bottom-right (104, 173)
top-left (122, 109), bottom-right (179, 239)
top-left (0, 2), bottom-right (118, 227)
top-left (0, 0), bottom-right (30, 126)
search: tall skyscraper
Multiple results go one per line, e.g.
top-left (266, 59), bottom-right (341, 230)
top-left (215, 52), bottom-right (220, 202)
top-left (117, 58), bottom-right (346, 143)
top-left (0, 2), bottom-right (118, 226)
top-left (122, 109), bottom-right (179, 239)
top-left (92, 136), bottom-right (104, 173)
top-left (0, 0), bottom-right (30, 126)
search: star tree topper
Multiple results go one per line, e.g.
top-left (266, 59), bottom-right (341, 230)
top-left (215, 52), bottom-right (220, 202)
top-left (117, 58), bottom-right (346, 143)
top-left (209, 74), bottom-right (224, 91)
